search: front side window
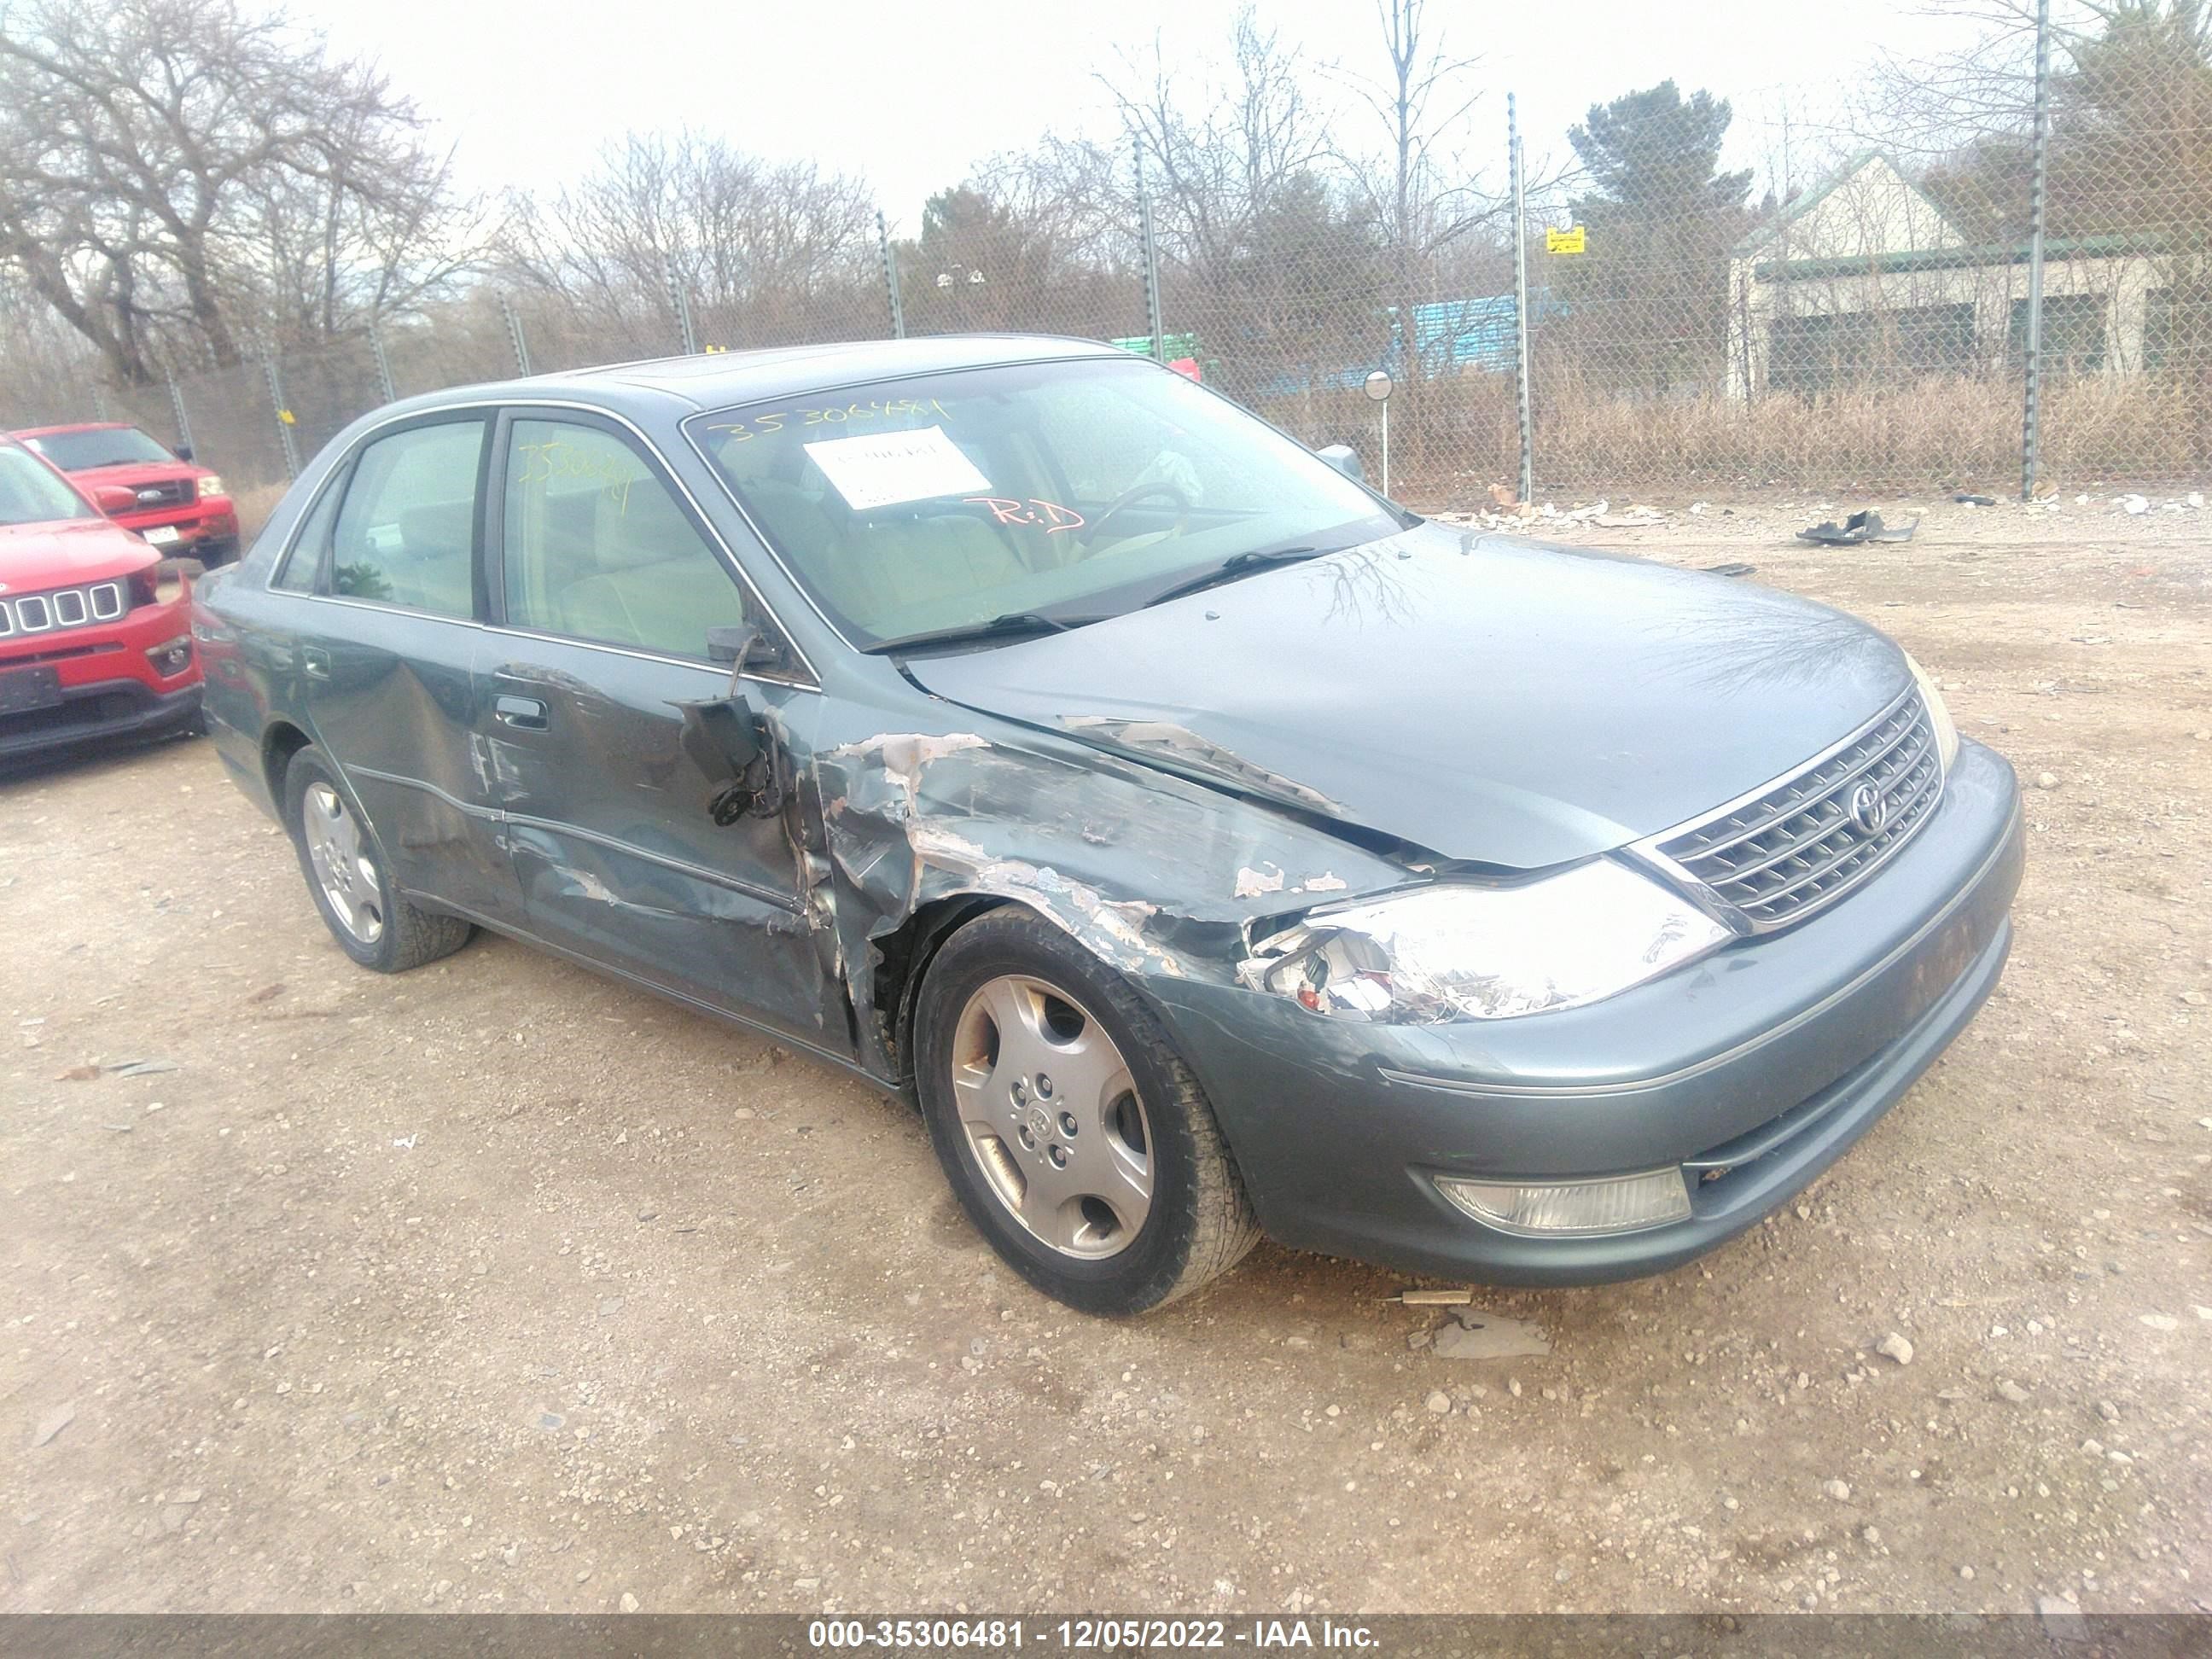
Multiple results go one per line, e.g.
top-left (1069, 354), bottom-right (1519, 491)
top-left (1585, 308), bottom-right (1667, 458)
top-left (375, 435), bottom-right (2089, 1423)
top-left (329, 420), bottom-right (485, 615)
top-left (0, 442), bottom-right (96, 527)
top-left (500, 418), bottom-right (748, 660)
top-left (684, 357), bottom-right (1397, 647)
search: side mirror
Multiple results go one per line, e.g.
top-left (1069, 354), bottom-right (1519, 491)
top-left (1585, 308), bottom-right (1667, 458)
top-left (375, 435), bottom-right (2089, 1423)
top-left (92, 484), bottom-right (138, 515)
top-left (1316, 443), bottom-right (1365, 484)
top-left (174, 444), bottom-right (195, 463)
top-left (676, 694), bottom-right (762, 779)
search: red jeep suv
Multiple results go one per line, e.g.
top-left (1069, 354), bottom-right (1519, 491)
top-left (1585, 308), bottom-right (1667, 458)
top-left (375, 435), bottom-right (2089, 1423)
top-left (0, 436), bottom-right (202, 763)
top-left (11, 422), bottom-right (239, 563)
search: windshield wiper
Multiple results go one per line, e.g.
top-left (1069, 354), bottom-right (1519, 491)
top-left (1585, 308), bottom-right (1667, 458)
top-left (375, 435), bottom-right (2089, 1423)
top-left (859, 611), bottom-right (1097, 655)
top-left (1141, 544), bottom-right (1326, 608)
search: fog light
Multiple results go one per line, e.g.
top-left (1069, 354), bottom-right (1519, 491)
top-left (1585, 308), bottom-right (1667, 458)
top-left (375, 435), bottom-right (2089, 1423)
top-left (146, 635), bottom-right (194, 678)
top-left (1437, 1168), bottom-right (1692, 1237)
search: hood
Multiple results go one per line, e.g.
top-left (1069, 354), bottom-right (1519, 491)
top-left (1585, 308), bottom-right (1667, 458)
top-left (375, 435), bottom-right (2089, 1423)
top-left (905, 524), bottom-right (1912, 870)
top-left (0, 518), bottom-right (160, 589)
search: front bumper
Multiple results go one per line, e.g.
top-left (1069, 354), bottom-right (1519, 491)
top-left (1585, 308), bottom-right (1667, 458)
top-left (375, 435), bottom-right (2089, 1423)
top-left (0, 672), bottom-right (201, 761)
top-left (1145, 738), bottom-right (2024, 1285)
top-left (118, 503), bottom-right (240, 559)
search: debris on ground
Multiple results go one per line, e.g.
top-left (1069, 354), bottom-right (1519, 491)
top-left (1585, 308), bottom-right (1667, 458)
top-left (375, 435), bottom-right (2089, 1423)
top-left (1703, 562), bottom-right (1758, 578)
top-left (1953, 492), bottom-right (1998, 507)
top-left (1594, 504), bottom-right (1666, 528)
top-left (2121, 493), bottom-right (2150, 515)
top-left (1429, 1308), bottom-right (1551, 1361)
top-left (106, 1057), bottom-right (179, 1077)
top-left (1796, 510), bottom-right (1917, 545)
top-left (1876, 1332), bottom-right (1915, 1366)
top-left (1388, 1288), bottom-right (1475, 1306)
top-left (31, 1403), bottom-right (76, 1447)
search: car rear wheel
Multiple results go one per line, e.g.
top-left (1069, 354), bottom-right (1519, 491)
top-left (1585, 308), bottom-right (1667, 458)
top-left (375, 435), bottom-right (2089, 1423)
top-left (282, 745), bottom-right (473, 973)
top-left (914, 909), bottom-right (1260, 1314)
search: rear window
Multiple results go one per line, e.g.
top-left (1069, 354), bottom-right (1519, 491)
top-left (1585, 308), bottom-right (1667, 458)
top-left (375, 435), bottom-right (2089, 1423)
top-left (22, 428), bottom-right (176, 470)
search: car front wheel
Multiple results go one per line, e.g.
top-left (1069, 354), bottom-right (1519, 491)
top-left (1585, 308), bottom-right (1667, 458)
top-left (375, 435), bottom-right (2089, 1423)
top-left (913, 909), bottom-right (1260, 1314)
top-left (282, 744), bottom-right (473, 973)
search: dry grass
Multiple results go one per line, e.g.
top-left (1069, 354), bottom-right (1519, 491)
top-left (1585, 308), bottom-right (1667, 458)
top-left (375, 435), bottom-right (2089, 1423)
top-left (1266, 370), bottom-right (2209, 510)
top-left (230, 482), bottom-right (288, 544)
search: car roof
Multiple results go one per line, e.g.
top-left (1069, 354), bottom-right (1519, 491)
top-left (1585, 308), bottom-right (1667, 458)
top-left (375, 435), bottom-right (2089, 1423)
top-left (371, 333), bottom-right (1135, 424)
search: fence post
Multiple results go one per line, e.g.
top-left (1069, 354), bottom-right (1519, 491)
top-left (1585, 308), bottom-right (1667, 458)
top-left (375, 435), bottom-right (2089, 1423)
top-left (166, 375), bottom-right (194, 457)
top-left (2019, 0), bottom-right (2052, 500)
top-left (264, 354), bottom-right (301, 480)
top-left (1510, 91), bottom-right (1534, 508)
top-left (667, 252), bottom-right (700, 355)
top-left (499, 294), bottom-right (533, 376)
top-left (876, 212), bottom-right (905, 340)
top-left (1135, 139), bottom-right (1166, 363)
top-left (369, 323), bottom-right (397, 405)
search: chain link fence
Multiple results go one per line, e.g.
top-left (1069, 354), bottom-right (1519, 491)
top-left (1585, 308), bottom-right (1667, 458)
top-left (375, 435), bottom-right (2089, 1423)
top-left (3, 3), bottom-right (2203, 527)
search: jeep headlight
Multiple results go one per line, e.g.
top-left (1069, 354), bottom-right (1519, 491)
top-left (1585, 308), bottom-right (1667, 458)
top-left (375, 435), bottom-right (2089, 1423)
top-left (1904, 652), bottom-right (1959, 774)
top-left (1239, 860), bottom-right (1732, 1023)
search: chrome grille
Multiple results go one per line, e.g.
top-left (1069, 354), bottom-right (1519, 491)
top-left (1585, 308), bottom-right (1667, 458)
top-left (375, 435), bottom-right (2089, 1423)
top-left (1644, 689), bottom-right (1943, 931)
top-left (0, 580), bottom-right (127, 638)
top-left (130, 478), bottom-right (195, 510)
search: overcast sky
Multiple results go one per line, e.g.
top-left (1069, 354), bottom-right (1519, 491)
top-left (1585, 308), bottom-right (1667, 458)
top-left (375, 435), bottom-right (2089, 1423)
top-left (287, 0), bottom-right (1981, 226)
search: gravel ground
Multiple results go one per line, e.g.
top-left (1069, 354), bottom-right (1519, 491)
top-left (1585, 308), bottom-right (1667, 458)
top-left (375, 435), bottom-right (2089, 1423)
top-left (3, 492), bottom-right (2209, 1618)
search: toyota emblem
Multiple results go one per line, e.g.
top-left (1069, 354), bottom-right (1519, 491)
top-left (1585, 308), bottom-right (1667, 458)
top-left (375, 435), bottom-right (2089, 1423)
top-left (1848, 782), bottom-right (1888, 835)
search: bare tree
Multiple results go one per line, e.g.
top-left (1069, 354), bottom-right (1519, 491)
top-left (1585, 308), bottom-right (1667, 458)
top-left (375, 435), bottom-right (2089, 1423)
top-left (0, 0), bottom-right (474, 384)
top-left (1330, 0), bottom-right (1511, 456)
top-left (498, 132), bottom-right (879, 356)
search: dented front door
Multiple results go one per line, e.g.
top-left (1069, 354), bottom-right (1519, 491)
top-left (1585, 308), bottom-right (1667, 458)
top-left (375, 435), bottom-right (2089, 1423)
top-left (476, 637), bottom-right (837, 1050)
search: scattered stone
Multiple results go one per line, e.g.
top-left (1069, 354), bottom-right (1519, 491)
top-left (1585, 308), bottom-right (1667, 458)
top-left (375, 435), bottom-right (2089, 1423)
top-left (2038, 1594), bottom-right (2089, 1643)
top-left (1876, 1332), bottom-right (1915, 1366)
top-left (1423, 1390), bottom-right (1451, 1416)
top-left (597, 1296), bottom-right (625, 1318)
top-left (1959, 1564), bottom-right (1976, 1580)
top-left (2035, 771), bottom-right (2060, 790)
top-left (1429, 1309), bottom-right (1551, 1361)
top-left (246, 983), bottom-right (284, 1004)
top-left (1823, 1479), bottom-right (1852, 1502)
top-left (2121, 493), bottom-right (2150, 515)
top-left (2138, 1313), bottom-right (2179, 1331)
top-left (1861, 1525), bottom-right (1882, 1545)
top-left (2097, 1400), bottom-right (2120, 1422)
top-left (619, 1592), bottom-right (640, 1614)
top-left (1996, 1379), bottom-right (2033, 1404)
top-left (30, 1404), bottom-right (75, 1447)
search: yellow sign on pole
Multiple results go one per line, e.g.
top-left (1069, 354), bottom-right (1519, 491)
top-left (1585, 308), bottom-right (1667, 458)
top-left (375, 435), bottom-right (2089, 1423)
top-left (1545, 225), bottom-right (1586, 256)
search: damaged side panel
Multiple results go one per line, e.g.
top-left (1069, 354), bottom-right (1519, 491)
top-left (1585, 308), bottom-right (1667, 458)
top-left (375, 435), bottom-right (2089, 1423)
top-left (804, 713), bottom-right (1421, 1080)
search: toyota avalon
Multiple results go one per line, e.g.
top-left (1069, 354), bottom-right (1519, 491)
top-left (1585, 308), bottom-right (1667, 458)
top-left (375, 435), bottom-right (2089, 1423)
top-left (191, 336), bottom-right (2023, 1314)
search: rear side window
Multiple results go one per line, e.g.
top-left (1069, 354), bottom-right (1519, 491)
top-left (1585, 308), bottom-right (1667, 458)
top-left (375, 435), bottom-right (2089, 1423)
top-left (499, 417), bottom-right (747, 659)
top-left (271, 473), bottom-right (345, 592)
top-left (329, 420), bottom-right (485, 616)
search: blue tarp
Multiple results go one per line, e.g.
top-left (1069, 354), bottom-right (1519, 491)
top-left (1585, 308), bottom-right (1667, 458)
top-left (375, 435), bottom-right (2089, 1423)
top-left (1252, 290), bottom-right (1559, 398)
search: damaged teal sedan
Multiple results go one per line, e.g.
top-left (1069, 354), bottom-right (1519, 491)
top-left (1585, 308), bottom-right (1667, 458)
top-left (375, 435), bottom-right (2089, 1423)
top-left (194, 336), bottom-right (2023, 1314)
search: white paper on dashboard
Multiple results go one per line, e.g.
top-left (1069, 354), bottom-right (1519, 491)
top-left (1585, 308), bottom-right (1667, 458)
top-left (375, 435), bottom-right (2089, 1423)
top-left (802, 426), bottom-right (991, 510)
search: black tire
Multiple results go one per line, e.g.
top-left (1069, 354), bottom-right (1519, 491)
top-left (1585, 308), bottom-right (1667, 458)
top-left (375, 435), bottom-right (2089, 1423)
top-left (914, 908), bottom-right (1260, 1315)
top-left (282, 744), bottom-right (473, 973)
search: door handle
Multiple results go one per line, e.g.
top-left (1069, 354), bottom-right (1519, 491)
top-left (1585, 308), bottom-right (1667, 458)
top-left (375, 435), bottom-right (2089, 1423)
top-left (301, 646), bottom-right (331, 680)
top-left (494, 694), bottom-right (549, 731)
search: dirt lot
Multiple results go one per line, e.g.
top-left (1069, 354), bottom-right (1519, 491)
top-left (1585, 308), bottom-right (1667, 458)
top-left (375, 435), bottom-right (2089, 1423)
top-left (3, 492), bottom-right (2209, 1619)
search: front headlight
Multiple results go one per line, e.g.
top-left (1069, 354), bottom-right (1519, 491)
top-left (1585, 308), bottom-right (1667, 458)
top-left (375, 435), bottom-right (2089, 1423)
top-left (1239, 859), bottom-right (1732, 1023)
top-left (197, 474), bottom-right (226, 498)
top-left (1905, 652), bottom-right (1960, 774)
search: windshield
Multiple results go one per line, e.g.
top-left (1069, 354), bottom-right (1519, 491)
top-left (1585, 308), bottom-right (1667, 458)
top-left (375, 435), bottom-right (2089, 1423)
top-left (23, 426), bottom-right (176, 470)
top-left (684, 357), bottom-right (1400, 648)
top-left (0, 443), bottom-right (96, 527)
